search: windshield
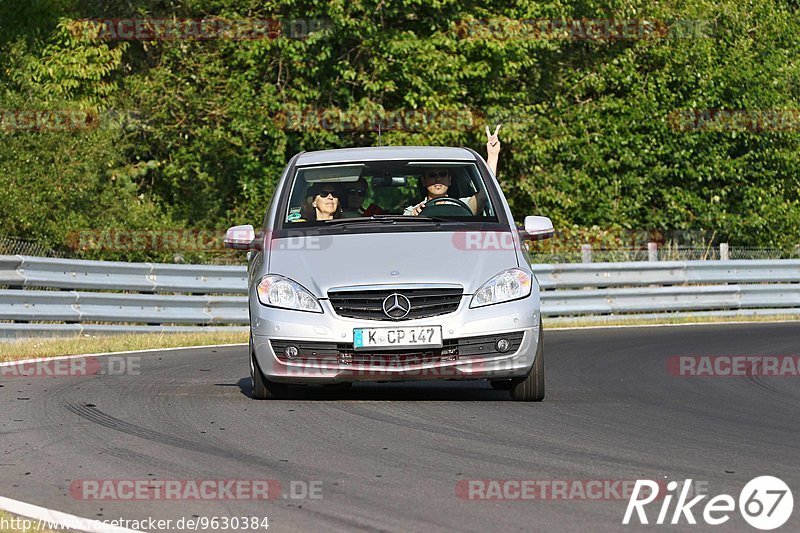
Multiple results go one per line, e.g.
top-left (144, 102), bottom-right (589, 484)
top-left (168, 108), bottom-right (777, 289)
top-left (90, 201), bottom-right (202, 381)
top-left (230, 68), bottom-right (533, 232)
top-left (281, 160), bottom-right (499, 227)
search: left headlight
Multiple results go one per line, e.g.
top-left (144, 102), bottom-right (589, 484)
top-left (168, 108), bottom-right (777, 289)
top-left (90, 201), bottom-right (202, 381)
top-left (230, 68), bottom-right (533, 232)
top-left (256, 275), bottom-right (322, 313)
top-left (470, 268), bottom-right (532, 308)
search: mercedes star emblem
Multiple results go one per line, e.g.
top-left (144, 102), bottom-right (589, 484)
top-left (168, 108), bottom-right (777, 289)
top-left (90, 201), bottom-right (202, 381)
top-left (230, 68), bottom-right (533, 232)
top-left (382, 293), bottom-right (411, 319)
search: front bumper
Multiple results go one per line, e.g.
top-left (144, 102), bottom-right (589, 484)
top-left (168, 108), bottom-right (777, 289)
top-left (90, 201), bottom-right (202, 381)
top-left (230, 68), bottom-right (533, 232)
top-left (251, 294), bottom-right (541, 384)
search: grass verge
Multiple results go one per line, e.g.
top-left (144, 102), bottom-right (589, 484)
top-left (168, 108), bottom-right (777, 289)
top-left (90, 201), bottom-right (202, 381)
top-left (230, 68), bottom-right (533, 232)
top-left (545, 313), bottom-right (800, 329)
top-left (0, 331), bottom-right (247, 362)
top-left (0, 510), bottom-right (58, 532)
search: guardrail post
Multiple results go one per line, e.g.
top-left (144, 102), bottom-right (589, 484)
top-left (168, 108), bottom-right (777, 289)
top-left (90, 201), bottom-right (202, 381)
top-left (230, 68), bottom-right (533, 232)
top-left (648, 242), bottom-right (658, 261)
top-left (720, 243), bottom-right (729, 261)
top-left (581, 244), bottom-right (592, 263)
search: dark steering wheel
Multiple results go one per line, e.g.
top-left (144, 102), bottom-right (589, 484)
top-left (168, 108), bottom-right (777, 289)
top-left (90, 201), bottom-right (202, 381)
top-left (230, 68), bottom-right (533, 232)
top-left (421, 197), bottom-right (473, 216)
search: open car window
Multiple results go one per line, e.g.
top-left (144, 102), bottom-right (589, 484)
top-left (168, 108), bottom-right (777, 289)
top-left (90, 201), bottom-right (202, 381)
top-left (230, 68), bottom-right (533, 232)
top-left (282, 160), bottom-right (498, 225)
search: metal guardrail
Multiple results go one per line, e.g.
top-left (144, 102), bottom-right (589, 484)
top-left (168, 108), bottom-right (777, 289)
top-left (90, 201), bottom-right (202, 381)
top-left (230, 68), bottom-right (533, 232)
top-left (543, 284), bottom-right (800, 315)
top-left (1, 255), bottom-right (247, 293)
top-left (530, 260), bottom-right (800, 289)
top-left (0, 290), bottom-right (246, 323)
top-left (1, 255), bottom-right (799, 338)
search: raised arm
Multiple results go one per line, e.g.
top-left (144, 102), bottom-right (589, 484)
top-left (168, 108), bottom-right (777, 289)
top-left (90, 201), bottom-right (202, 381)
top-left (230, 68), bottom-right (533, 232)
top-left (485, 124), bottom-right (501, 175)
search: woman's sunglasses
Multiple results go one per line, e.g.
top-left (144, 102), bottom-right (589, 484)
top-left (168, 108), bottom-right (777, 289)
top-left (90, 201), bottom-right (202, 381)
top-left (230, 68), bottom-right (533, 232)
top-left (317, 189), bottom-right (340, 198)
top-left (348, 188), bottom-right (366, 195)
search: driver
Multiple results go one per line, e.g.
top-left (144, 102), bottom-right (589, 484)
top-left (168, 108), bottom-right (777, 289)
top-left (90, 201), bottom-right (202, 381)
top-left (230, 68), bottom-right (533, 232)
top-left (403, 167), bottom-right (484, 216)
top-left (404, 124), bottom-right (500, 216)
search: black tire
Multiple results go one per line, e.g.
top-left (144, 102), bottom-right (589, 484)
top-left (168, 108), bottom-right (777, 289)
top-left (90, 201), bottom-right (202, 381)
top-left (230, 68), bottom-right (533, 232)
top-left (250, 338), bottom-right (283, 400)
top-left (510, 321), bottom-right (545, 402)
top-left (490, 379), bottom-right (513, 390)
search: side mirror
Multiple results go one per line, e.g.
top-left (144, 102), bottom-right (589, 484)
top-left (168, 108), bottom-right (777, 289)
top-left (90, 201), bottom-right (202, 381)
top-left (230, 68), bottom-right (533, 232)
top-left (224, 224), bottom-right (259, 250)
top-left (521, 216), bottom-right (554, 240)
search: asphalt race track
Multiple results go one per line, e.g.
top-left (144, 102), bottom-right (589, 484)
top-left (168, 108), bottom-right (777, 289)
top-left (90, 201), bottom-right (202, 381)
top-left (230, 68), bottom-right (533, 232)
top-left (2, 323), bottom-right (799, 532)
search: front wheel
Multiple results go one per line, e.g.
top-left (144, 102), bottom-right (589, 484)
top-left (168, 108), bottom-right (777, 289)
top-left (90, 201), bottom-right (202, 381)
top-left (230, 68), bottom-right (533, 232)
top-left (509, 322), bottom-right (545, 402)
top-left (250, 338), bottom-right (284, 400)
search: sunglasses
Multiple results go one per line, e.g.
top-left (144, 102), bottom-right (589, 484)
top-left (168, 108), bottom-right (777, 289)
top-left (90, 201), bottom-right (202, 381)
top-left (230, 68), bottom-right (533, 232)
top-left (348, 188), bottom-right (366, 195)
top-left (317, 189), bottom-right (340, 198)
top-left (424, 170), bottom-right (451, 180)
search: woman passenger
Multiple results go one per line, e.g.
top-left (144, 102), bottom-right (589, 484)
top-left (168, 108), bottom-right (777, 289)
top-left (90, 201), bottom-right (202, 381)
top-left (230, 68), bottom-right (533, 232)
top-left (300, 183), bottom-right (343, 221)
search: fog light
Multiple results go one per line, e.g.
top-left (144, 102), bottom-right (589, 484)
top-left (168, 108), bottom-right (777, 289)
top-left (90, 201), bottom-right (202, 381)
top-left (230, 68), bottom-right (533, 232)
top-left (339, 353), bottom-right (353, 365)
top-left (496, 338), bottom-right (510, 352)
top-left (284, 345), bottom-right (299, 359)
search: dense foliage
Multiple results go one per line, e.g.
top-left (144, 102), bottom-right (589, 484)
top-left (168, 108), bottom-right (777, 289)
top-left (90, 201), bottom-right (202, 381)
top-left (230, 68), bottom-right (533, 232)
top-left (1, 0), bottom-right (799, 260)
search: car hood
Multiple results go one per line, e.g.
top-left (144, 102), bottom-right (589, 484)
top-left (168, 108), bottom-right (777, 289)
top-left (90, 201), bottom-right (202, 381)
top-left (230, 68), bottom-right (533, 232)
top-left (266, 230), bottom-right (521, 296)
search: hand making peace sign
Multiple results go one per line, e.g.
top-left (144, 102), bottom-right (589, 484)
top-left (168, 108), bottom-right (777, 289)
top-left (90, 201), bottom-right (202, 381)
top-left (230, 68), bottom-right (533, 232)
top-left (485, 124), bottom-right (501, 157)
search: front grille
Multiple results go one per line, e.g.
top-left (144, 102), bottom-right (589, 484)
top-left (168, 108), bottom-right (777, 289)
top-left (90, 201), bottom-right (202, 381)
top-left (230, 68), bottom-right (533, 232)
top-left (328, 287), bottom-right (463, 321)
top-left (271, 332), bottom-right (524, 364)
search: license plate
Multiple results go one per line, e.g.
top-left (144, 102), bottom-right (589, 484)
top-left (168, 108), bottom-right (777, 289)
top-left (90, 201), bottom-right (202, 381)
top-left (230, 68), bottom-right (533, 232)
top-left (353, 326), bottom-right (443, 350)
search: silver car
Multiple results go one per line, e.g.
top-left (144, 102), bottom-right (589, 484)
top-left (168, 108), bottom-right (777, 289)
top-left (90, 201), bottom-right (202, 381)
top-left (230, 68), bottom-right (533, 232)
top-left (225, 146), bottom-right (554, 401)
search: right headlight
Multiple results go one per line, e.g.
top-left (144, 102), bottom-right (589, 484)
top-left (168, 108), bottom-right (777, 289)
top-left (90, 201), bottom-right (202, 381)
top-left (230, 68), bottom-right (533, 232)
top-left (470, 268), bottom-right (532, 308)
top-left (256, 275), bottom-right (322, 313)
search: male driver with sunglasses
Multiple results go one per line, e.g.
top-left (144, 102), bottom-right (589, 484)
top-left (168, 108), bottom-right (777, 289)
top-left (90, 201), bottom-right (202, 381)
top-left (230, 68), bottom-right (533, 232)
top-left (404, 124), bottom-right (500, 216)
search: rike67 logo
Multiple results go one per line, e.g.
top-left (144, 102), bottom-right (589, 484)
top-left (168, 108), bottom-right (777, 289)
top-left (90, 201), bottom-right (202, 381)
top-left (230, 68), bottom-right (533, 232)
top-left (623, 477), bottom-right (794, 530)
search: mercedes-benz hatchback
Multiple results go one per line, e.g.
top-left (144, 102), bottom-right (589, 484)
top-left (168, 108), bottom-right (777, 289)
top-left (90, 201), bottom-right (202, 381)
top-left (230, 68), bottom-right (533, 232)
top-left (225, 146), bottom-right (554, 401)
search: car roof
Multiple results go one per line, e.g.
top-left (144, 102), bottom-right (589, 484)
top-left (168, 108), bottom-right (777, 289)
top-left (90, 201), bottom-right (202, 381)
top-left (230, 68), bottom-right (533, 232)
top-left (295, 146), bottom-right (477, 166)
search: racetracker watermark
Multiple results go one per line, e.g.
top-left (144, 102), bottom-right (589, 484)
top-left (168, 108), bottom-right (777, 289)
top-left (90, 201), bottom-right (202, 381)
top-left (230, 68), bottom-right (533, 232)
top-left (668, 109), bottom-right (800, 132)
top-left (271, 356), bottom-right (485, 378)
top-left (667, 355), bottom-right (800, 377)
top-left (71, 479), bottom-right (280, 500)
top-left (67, 229), bottom-right (333, 252)
top-left (68, 18), bottom-right (329, 41)
top-left (452, 231), bottom-right (522, 251)
top-left (454, 18), bottom-right (713, 41)
top-left (4, 516), bottom-right (270, 532)
top-left (0, 109), bottom-right (99, 133)
top-left (0, 356), bottom-right (141, 378)
top-left (1, 109), bottom-right (146, 134)
top-left (274, 107), bottom-right (484, 132)
top-left (455, 479), bottom-right (671, 501)
top-left (623, 477), bottom-right (793, 529)
top-left (67, 229), bottom-right (224, 253)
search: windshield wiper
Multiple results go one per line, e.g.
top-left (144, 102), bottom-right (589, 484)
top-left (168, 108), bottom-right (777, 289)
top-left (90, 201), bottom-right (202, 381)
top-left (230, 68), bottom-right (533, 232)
top-left (324, 215), bottom-right (454, 225)
top-left (373, 215), bottom-right (456, 223)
